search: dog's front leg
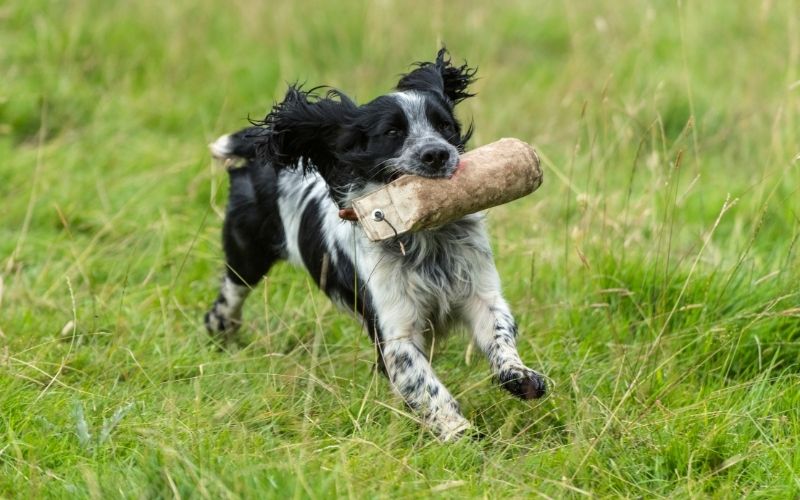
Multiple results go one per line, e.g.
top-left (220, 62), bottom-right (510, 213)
top-left (377, 317), bottom-right (471, 440)
top-left (462, 266), bottom-right (547, 400)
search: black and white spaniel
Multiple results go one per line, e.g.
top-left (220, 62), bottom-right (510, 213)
top-left (205, 49), bottom-right (546, 440)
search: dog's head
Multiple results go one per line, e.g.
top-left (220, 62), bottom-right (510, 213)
top-left (256, 48), bottom-right (477, 205)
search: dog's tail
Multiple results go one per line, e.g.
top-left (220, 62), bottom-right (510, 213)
top-left (209, 126), bottom-right (266, 164)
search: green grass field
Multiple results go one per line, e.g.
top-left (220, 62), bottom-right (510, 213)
top-left (2, 0), bottom-right (800, 497)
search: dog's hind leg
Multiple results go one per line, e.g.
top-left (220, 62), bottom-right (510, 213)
top-left (205, 165), bottom-right (284, 340)
top-left (205, 274), bottom-right (253, 338)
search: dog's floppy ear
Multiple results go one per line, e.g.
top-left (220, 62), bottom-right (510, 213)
top-left (256, 85), bottom-right (357, 176)
top-left (396, 48), bottom-right (477, 105)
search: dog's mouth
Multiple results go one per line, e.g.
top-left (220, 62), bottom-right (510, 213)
top-left (386, 158), bottom-right (463, 183)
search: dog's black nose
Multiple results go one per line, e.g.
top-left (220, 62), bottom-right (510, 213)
top-left (420, 147), bottom-right (450, 169)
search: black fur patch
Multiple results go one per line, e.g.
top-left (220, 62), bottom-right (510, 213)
top-left (297, 197), bottom-right (328, 289)
top-left (397, 48), bottom-right (478, 106)
top-left (223, 163), bottom-right (286, 285)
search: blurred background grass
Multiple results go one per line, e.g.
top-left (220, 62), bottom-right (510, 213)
top-left (1, 0), bottom-right (799, 497)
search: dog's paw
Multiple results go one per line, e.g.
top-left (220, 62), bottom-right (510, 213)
top-left (204, 306), bottom-right (242, 337)
top-left (498, 367), bottom-right (547, 400)
top-left (429, 414), bottom-right (473, 442)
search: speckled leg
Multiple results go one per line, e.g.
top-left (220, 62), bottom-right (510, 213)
top-left (461, 267), bottom-right (547, 400)
top-left (380, 331), bottom-right (471, 440)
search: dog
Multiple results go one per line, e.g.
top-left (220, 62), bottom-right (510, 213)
top-left (205, 49), bottom-right (546, 440)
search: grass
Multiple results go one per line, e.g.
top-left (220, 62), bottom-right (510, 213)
top-left (1, 0), bottom-right (799, 497)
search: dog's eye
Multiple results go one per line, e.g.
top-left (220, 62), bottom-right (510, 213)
top-left (438, 122), bottom-right (454, 134)
top-left (385, 128), bottom-right (400, 137)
